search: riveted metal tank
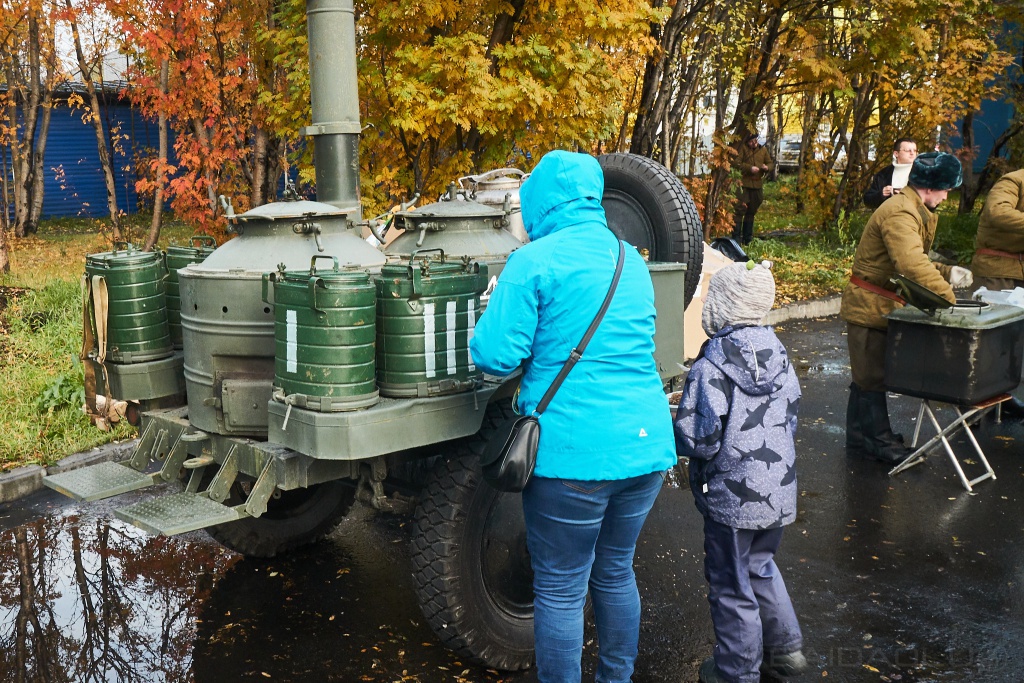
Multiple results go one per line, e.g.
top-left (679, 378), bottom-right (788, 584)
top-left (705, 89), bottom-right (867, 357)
top-left (178, 199), bottom-right (385, 437)
top-left (164, 235), bottom-right (217, 348)
top-left (376, 250), bottom-right (488, 397)
top-left (266, 255), bottom-right (379, 413)
top-left (85, 244), bottom-right (173, 364)
top-left (384, 183), bottom-right (523, 278)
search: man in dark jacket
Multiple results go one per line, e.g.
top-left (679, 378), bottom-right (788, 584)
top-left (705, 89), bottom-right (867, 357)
top-left (863, 138), bottom-right (918, 209)
top-left (733, 132), bottom-right (774, 245)
top-left (841, 152), bottom-right (971, 463)
top-left (675, 261), bottom-right (807, 683)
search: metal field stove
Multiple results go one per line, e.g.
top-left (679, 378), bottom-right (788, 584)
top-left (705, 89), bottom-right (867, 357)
top-left (885, 274), bottom-right (1024, 491)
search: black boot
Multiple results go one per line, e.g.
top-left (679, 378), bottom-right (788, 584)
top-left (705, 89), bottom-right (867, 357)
top-left (860, 391), bottom-right (912, 464)
top-left (846, 383), bottom-right (865, 453)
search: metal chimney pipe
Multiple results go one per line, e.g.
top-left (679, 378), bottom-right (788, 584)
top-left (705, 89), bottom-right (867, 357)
top-left (304, 0), bottom-right (362, 219)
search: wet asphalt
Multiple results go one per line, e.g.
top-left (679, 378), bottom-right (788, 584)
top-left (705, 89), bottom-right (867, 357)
top-left (1, 315), bottom-right (1023, 682)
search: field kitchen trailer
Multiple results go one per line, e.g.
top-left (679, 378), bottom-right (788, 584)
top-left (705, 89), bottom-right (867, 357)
top-left (43, 0), bottom-right (705, 669)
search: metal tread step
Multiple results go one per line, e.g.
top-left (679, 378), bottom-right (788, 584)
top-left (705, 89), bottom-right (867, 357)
top-left (43, 461), bottom-right (155, 502)
top-left (114, 492), bottom-right (243, 536)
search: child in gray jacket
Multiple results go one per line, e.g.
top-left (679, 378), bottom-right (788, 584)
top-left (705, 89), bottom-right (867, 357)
top-left (675, 261), bottom-right (808, 683)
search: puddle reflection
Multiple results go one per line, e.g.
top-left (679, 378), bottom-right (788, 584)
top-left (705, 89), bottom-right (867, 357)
top-left (0, 507), bottom-right (523, 682)
top-left (0, 512), bottom-right (237, 682)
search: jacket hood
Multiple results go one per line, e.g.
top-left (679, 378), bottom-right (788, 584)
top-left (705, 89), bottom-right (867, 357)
top-left (520, 150), bottom-right (607, 241)
top-left (704, 325), bottom-right (790, 396)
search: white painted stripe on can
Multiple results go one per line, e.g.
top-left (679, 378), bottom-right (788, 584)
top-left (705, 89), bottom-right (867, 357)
top-left (446, 300), bottom-right (457, 375)
top-left (286, 308), bottom-right (298, 373)
top-left (467, 299), bottom-right (476, 372)
top-left (424, 302), bottom-right (436, 378)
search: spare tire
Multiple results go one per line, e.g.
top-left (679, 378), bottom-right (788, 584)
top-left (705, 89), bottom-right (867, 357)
top-left (598, 153), bottom-right (704, 308)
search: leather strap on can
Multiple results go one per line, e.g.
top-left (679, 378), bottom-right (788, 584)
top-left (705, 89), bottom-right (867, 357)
top-left (976, 247), bottom-right (1024, 261)
top-left (850, 275), bottom-right (906, 305)
top-left (91, 275), bottom-right (108, 363)
top-left (80, 274), bottom-right (110, 429)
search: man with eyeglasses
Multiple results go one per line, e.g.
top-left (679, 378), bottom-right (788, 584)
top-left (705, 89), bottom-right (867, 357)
top-left (863, 138), bottom-right (918, 209)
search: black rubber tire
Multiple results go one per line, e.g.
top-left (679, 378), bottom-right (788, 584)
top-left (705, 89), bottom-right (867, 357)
top-left (598, 153), bottom-right (704, 308)
top-left (203, 478), bottom-right (355, 558)
top-left (411, 399), bottom-right (535, 671)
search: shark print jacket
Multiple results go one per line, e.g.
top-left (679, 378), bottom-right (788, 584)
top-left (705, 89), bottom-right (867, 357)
top-left (674, 325), bottom-right (800, 530)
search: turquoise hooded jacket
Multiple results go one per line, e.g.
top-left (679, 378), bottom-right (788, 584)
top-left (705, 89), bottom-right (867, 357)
top-left (469, 151), bottom-right (676, 480)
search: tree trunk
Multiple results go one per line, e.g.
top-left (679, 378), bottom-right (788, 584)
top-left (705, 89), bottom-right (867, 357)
top-left (26, 101), bottom-right (52, 234)
top-left (958, 110), bottom-right (978, 214)
top-left (834, 73), bottom-right (877, 220)
top-left (191, 119), bottom-right (219, 213)
top-left (766, 97), bottom-right (778, 182)
top-left (1, 142), bottom-right (10, 233)
top-left (144, 58), bottom-right (170, 251)
top-left (0, 214), bottom-right (9, 274)
top-left (11, 7), bottom-right (60, 237)
top-left (251, 128), bottom-right (268, 208)
top-left (64, 0), bottom-right (121, 241)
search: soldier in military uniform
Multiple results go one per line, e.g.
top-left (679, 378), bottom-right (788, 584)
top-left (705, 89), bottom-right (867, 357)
top-left (971, 168), bottom-right (1024, 417)
top-left (971, 168), bottom-right (1024, 292)
top-left (840, 152), bottom-right (972, 463)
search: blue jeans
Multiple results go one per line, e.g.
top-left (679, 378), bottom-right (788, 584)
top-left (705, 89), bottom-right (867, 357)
top-left (522, 471), bottom-right (665, 683)
top-left (703, 517), bottom-right (803, 683)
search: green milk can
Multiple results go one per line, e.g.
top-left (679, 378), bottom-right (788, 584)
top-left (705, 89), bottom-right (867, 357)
top-left (84, 243), bottom-right (173, 364)
top-left (376, 250), bottom-right (489, 397)
top-left (266, 255), bottom-right (379, 413)
top-left (164, 235), bottom-right (217, 348)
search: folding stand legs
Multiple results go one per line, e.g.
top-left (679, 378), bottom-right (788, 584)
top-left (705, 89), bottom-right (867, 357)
top-left (889, 397), bottom-right (1002, 492)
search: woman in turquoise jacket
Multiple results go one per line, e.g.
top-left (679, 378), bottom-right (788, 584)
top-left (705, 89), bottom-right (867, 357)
top-left (470, 150), bottom-right (676, 683)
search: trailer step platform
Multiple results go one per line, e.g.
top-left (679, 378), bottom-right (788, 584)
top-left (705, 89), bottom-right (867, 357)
top-left (43, 461), bottom-right (156, 502)
top-left (114, 493), bottom-right (243, 536)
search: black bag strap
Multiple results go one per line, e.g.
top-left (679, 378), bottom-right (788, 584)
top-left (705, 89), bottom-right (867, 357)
top-left (534, 240), bottom-right (626, 415)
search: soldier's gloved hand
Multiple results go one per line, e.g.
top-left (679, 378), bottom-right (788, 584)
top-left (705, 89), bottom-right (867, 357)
top-left (949, 266), bottom-right (973, 289)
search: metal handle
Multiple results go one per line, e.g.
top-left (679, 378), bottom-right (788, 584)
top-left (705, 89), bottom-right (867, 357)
top-left (112, 241), bottom-right (132, 253)
top-left (308, 276), bottom-right (326, 316)
top-left (191, 234), bottom-right (217, 249)
top-left (408, 248), bottom-right (445, 270)
top-left (457, 168), bottom-right (525, 188)
top-left (309, 254), bottom-right (339, 273)
top-left (261, 272), bottom-right (277, 305)
top-left (368, 215), bottom-right (394, 244)
top-left (407, 248), bottom-right (445, 297)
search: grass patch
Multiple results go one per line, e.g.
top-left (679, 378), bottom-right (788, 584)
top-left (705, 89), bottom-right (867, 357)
top-left (0, 216), bottom-right (198, 469)
top-left (0, 280), bottom-right (135, 468)
top-left (745, 236), bottom-right (856, 305)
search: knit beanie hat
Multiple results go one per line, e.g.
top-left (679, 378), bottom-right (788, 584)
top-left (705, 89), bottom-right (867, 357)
top-left (702, 260), bottom-right (776, 336)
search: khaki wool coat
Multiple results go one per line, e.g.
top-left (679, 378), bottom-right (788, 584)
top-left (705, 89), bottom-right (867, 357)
top-left (972, 169), bottom-right (1024, 281)
top-left (840, 186), bottom-right (955, 330)
top-left (735, 143), bottom-right (773, 189)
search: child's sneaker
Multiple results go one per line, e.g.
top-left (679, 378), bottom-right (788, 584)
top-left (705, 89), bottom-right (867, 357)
top-left (760, 650), bottom-right (809, 679)
top-left (698, 657), bottom-right (729, 683)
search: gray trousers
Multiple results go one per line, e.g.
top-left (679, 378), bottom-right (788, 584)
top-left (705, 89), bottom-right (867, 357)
top-left (704, 517), bottom-right (803, 683)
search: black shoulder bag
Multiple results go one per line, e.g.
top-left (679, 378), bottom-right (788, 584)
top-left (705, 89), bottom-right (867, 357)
top-left (480, 240), bottom-right (626, 492)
